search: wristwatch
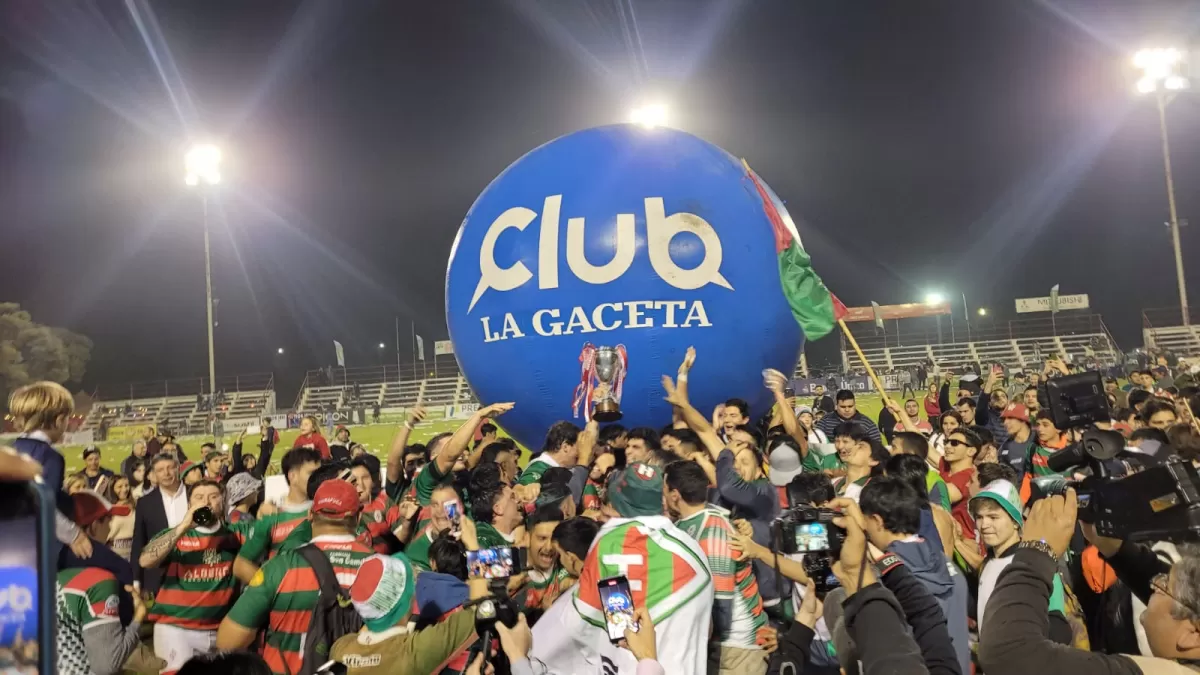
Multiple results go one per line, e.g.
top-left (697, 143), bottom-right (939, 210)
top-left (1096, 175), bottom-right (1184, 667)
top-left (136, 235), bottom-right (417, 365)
top-left (1017, 539), bottom-right (1059, 560)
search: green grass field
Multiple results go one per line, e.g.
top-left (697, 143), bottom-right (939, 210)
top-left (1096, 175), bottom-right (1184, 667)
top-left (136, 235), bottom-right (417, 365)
top-left (61, 394), bottom-right (893, 477)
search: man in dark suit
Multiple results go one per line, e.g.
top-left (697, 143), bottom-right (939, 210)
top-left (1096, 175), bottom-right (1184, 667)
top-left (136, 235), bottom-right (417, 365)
top-left (130, 453), bottom-right (188, 596)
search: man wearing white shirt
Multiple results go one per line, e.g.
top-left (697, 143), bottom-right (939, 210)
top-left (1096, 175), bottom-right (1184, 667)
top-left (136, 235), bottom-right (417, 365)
top-left (131, 453), bottom-right (187, 596)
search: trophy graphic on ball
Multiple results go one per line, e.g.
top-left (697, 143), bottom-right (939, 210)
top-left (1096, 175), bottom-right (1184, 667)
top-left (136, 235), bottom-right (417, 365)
top-left (573, 343), bottom-right (628, 423)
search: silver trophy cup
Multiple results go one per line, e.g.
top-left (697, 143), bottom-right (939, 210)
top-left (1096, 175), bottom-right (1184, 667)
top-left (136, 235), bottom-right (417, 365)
top-left (592, 346), bottom-right (623, 422)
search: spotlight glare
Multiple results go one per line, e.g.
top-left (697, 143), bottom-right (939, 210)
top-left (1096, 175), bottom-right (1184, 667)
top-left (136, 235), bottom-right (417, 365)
top-left (1133, 47), bottom-right (1189, 96)
top-left (184, 143), bottom-right (222, 186)
top-left (629, 103), bottom-right (669, 129)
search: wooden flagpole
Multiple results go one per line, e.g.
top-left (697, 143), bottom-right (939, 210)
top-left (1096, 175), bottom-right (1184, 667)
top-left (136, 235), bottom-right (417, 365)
top-left (838, 319), bottom-right (892, 405)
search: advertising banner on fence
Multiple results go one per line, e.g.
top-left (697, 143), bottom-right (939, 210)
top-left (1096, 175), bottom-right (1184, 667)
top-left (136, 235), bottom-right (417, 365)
top-left (841, 302), bottom-right (951, 322)
top-left (105, 425), bottom-right (147, 441)
top-left (1015, 294), bottom-right (1089, 313)
top-left (444, 403), bottom-right (479, 419)
top-left (64, 430), bottom-right (94, 446)
top-left (789, 371), bottom-right (913, 395)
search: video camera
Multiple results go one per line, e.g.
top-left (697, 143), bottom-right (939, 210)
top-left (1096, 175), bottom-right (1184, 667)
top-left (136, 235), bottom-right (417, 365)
top-left (1036, 371), bottom-right (1200, 542)
top-left (774, 505), bottom-right (845, 556)
top-left (773, 505), bottom-right (846, 596)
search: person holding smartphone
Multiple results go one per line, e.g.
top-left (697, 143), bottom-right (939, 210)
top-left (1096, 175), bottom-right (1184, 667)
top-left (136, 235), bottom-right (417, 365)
top-left (139, 480), bottom-right (258, 673)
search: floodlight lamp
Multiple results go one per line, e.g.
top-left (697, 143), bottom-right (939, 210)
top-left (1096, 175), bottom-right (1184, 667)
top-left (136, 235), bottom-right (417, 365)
top-left (629, 104), bottom-right (668, 129)
top-left (185, 143), bottom-right (222, 186)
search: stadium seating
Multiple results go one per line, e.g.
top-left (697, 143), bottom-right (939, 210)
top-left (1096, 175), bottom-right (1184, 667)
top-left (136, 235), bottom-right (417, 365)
top-left (1144, 325), bottom-right (1200, 358)
top-left (82, 389), bottom-right (277, 435)
top-left (842, 332), bottom-right (1119, 372)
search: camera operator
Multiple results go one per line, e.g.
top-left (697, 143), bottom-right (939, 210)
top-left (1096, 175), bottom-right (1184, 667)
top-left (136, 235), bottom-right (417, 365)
top-left (857, 476), bottom-right (970, 674)
top-left (978, 488), bottom-right (1199, 675)
top-left (731, 492), bottom-right (957, 674)
top-left (329, 517), bottom-right (493, 674)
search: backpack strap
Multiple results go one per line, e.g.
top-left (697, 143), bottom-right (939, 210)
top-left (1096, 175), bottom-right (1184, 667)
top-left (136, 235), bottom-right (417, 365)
top-left (297, 544), bottom-right (345, 603)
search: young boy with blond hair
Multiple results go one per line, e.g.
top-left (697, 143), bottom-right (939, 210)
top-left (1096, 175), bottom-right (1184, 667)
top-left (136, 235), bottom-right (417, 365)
top-left (10, 381), bottom-right (89, 552)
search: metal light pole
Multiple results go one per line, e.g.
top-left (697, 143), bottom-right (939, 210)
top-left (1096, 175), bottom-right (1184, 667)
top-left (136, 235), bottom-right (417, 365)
top-left (1156, 90), bottom-right (1189, 324)
top-left (1136, 47), bottom-right (1191, 324)
top-left (185, 143), bottom-right (222, 426)
top-left (202, 195), bottom-right (216, 400)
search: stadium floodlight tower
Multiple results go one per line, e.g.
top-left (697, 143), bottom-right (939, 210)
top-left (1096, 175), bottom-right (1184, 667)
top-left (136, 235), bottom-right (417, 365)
top-left (1134, 47), bottom-right (1191, 325)
top-left (185, 142), bottom-right (222, 429)
top-left (925, 292), bottom-right (946, 344)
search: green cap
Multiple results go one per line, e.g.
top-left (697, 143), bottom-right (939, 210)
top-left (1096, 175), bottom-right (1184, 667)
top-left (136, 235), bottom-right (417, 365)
top-left (969, 479), bottom-right (1022, 526)
top-left (606, 462), bottom-right (664, 518)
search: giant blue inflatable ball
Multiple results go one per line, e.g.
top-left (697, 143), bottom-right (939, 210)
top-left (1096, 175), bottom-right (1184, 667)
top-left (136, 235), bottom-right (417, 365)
top-left (445, 124), bottom-right (804, 452)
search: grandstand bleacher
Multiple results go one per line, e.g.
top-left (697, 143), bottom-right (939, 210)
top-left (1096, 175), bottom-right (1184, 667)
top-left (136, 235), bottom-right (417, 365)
top-left (83, 374), bottom-right (276, 434)
top-left (1143, 307), bottom-right (1200, 358)
top-left (840, 313), bottom-right (1121, 373)
top-left (294, 356), bottom-right (476, 414)
top-left (79, 315), bottom-right (1136, 434)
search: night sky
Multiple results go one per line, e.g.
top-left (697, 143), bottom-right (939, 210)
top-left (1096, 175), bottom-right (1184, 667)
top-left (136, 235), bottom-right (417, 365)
top-left (2, 0), bottom-right (1198, 397)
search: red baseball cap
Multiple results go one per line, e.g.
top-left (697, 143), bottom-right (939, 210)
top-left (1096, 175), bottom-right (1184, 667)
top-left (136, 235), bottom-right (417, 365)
top-left (1001, 403), bottom-right (1030, 424)
top-left (72, 490), bottom-right (131, 528)
top-left (311, 480), bottom-right (360, 518)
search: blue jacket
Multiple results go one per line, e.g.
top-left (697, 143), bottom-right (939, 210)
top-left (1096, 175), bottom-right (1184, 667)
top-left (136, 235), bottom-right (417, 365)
top-left (716, 448), bottom-right (785, 606)
top-left (415, 571), bottom-right (470, 625)
top-left (13, 436), bottom-right (134, 624)
top-left (889, 537), bottom-right (971, 675)
top-left (12, 436), bottom-right (67, 506)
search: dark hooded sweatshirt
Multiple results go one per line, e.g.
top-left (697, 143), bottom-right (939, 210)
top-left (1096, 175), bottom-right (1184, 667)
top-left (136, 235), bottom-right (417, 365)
top-left (889, 536), bottom-right (971, 675)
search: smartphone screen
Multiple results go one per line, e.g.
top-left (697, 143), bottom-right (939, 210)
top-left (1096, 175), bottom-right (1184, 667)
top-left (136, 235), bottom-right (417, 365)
top-left (598, 576), bottom-right (638, 643)
top-left (466, 547), bottom-right (514, 579)
top-left (0, 482), bottom-right (53, 674)
top-left (794, 521), bottom-right (830, 552)
top-left (443, 501), bottom-right (461, 530)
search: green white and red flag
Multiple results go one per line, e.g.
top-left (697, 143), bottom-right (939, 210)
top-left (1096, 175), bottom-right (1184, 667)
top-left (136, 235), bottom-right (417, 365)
top-left (743, 160), bottom-right (846, 340)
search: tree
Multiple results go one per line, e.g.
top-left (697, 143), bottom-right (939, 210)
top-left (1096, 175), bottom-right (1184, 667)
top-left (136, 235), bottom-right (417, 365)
top-left (0, 303), bottom-right (92, 409)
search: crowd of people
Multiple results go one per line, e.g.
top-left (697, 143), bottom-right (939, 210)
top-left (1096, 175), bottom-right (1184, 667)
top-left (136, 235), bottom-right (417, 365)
top-left (6, 346), bottom-right (1200, 675)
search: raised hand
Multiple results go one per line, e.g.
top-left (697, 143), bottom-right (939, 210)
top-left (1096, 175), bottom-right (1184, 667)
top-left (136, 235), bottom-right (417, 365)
top-left (408, 404), bottom-right (427, 426)
top-left (1022, 487), bottom-right (1078, 557)
top-left (763, 368), bottom-right (788, 394)
top-left (661, 375), bottom-right (687, 408)
top-left (480, 402), bottom-right (515, 418)
top-left (679, 345), bottom-right (697, 374)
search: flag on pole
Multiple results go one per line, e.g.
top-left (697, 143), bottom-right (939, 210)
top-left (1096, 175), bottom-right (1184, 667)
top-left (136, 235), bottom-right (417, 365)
top-left (416, 335), bottom-right (425, 361)
top-left (333, 340), bottom-right (345, 367)
top-left (871, 301), bottom-right (885, 330)
top-left (1050, 284), bottom-right (1060, 314)
top-left (743, 160), bottom-right (846, 340)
